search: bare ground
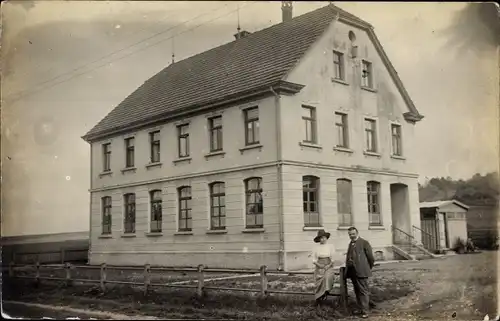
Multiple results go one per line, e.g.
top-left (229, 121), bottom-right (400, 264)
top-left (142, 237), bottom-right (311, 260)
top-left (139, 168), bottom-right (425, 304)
top-left (3, 251), bottom-right (497, 320)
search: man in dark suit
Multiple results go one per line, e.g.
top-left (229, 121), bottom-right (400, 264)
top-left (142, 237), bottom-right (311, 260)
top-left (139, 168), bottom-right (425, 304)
top-left (344, 226), bottom-right (375, 318)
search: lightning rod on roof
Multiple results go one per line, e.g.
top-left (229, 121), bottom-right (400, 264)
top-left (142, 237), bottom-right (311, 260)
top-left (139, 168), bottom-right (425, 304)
top-left (237, 2), bottom-right (241, 35)
top-left (171, 35), bottom-right (175, 64)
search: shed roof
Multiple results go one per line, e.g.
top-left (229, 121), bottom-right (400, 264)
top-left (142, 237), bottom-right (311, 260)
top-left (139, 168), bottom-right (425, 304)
top-left (419, 200), bottom-right (470, 210)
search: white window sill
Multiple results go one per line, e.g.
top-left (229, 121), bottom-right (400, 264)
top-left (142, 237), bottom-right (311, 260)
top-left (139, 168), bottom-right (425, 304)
top-left (361, 86), bottom-right (377, 93)
top-left (337, 226), bottom-right (352, 230)
top-left (205, 151), bottom-right (226, 159)
top-left (303, 226), bottom-right (323, 231)
top-left (145, 232), bottom-right (163, 237)
top-left (121, 167), bottom-right (137, 174)
top-left (239, 144), bottom-right (263, 154)
top-left (391, 155), bottom-right (406, 160)
top-left (146, 162), bottom-right (162, 169)
top-left (364, 151), bottom-right (381, 158)
top-left (173, 157), bottom-right (192, 165)
top-left (299, 142), bottom-right (322, 150)
top-left (331, 78), bottom-right (349, 86)
top-left (368, 225), bottom-right (385, 230)
top-left (242, 228), bottom-right (265, 233)
top-left (206, 229), bottom-right (228, 235)
top-left (121, 233), bottom-right (137, 238)
top-left (334, 146), bottom-right (353, 153)
top-left (98, 234), bottom-right (113, 239)
top-left (99, 171), bottom-right (113, 178)
top-left (175, 231), bottom-right (193, 236)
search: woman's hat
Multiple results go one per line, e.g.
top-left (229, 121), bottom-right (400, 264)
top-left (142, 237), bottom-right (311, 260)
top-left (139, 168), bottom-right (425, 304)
top-left (314, 229), bottom-right (331, 243)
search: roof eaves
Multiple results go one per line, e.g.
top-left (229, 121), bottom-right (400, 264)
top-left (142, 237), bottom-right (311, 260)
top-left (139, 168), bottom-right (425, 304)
top-left (82, 80), bottom-right (305, 143)
top-left (366, 28), bottom-right (424, 123)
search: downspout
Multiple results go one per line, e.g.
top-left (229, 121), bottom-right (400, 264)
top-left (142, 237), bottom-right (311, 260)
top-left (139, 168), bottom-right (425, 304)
top-left (88, 144), bottom-right (93, 264)
top-left (270, 86), bottom-right (285, 271)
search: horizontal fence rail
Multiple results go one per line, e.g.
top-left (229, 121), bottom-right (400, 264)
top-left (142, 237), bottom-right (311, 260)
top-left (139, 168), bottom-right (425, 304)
top-left (4, 262), bottom-right (355, 311)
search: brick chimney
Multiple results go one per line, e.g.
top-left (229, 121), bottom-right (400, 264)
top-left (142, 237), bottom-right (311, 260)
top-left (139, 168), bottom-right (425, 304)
top-left (234, 30), bottom-right (252, 40)
top-left (282, 1), bottom-right (293, 22)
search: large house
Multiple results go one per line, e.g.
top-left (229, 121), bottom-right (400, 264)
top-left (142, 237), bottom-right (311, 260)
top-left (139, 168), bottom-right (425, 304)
top-left (82, 3), bottom-right (425, 271)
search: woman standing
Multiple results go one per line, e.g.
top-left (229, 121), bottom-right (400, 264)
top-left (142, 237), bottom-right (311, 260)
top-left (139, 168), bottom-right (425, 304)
top-left (312, 229), bottom-right (336, 304)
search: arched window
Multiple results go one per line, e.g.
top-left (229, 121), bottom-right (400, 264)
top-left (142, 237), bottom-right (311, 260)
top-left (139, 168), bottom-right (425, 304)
top-left (245, 177), bottom-right (263, 228)
top-left (210, 182), bottom-right (226, 230)
top-left (123, 193), bottom-right (136, 234)
top-left (178, 186), bottom-right (192, 232)
top-left (367, 181), bottom-right (381, 226)
top-left (337, 179), bottom-right (352, 226)
top-left (101, 196), bottom-right (112, 235)
top-left (150, 190), bottom-right (162, 233)
top-left (303, 176), bottom-right (320, 227)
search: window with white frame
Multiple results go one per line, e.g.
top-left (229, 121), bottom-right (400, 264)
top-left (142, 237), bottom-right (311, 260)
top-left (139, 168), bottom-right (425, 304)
top-left (102, 143), bottom-right (111, 172)
top-left (245, 177), bottom-right (263, 228)
top-left (149, 131), bottom-right (161, 163)
top-left (361, 60), bottom-right (373, 88)
top-left (178, 186), bottom-right (192, 231)
top-left (367, 181), bottom-right (381, 226)
top-left (124, 137), bottom-right (135, 168)
top-left (335, 112), bottom-right (349, 148)
top-left (364, 118), bottom-right (377, 152)
top-left (209, 116), bottom-right (223, 152)
top-left (303, 176), bottom-right (320, 227)
top-left (337, 179), bottom-right (352, 226)
top-left (333, 51), bottom-right (345, 80)
top-left (123, 193), bottom-right (136, 234)
top-left (101, 196), bottom-right (112, 235)
top-left (302, 106), bottom-right (317, 144)
top-left (210, 182), bottom-right (226, 230)
top-left (177, 124), bottom-right (190, 158)
top-left (391, 124), bottom-right (403, 156)
top-left (244, 108), bottom-right (260, 145)
top-left (150, 190), bottom-right (162, 233)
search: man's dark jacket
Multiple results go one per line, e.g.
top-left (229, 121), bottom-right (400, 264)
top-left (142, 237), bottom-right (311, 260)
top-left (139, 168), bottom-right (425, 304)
top-left (344, 237), bottom-right (375, 278)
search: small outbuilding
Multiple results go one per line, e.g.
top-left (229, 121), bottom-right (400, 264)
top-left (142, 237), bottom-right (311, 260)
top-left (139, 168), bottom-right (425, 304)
top-left (419, 200), bottom-right (469, 252)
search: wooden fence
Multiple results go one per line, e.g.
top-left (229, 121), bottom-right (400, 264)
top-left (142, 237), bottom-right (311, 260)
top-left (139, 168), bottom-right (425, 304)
top-left (4, 262), bottom-right (349, 311)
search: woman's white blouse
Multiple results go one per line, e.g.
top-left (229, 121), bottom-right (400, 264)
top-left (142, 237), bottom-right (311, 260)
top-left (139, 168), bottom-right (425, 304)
top-left (312, 243), bottom-right (336, 264)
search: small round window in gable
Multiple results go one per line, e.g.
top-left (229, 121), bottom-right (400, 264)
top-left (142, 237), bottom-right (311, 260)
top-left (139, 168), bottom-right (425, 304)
top-left (348, 31), bottom-right (358, 58)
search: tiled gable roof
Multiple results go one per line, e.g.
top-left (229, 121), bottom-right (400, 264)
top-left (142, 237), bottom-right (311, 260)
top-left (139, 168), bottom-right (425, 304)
top-left (83, 4), bottom-right (422, 142)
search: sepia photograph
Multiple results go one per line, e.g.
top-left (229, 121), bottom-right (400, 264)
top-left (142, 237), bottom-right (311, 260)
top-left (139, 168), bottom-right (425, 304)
top-left (1, 1), bottom-right (499, 320)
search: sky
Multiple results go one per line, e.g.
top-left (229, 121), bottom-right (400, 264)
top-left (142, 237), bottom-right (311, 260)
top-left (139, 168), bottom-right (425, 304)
top-left (2, 1), bottom-right (499, 236)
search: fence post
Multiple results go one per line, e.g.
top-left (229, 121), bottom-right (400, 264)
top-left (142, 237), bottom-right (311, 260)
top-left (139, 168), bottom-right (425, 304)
top-left (65, 262), bottom-right (73, 287)
top-left (61, 249), bottom-right (66, 264)
top-left (100, 263), bottom-right (107, 292)
top-left (339, 267), bottom-right (348, 313)
top-left (143, 264), bottom-right (151, 295)
top-left (259, 265), bottom-right (268, 298)
top-left (196, 264), bottom-right (205, 298)
top-left (35, 261), bottom-right (40, 287)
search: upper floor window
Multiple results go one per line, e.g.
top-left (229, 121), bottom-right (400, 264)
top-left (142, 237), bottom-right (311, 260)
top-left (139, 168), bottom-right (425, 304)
top-left (303, 176), bottom-right (320, 227)
top-left (101, 196), bottom-right (112, 235)
top-left (123, 193), bottom-right (136, 234)
top-left (150, 131), bottom-right (161, 163)
top-left (244, 107), bottom-right (260, 145)
top-left (210, 182), bottom-right (226, 230)
top-left (367, 181), bottom-right (381, 226)
top-left (391, 124), bottom-right (403, 156)
top-left (245, 177), bottom-right (263, 228)
top-left (302, 106), bottom-right (317, 144)
top-left (124, 137), bottom-right (135, 168)
top-left (177, 124), bottom-right (190, 158)
top-left (361, 60), bottom-right (373, 88)
top-left (333, 51), bottom-right (345, 80)
top-left (178, 186), bottom-right (192, 231)
top-left (337, 179), bottom-right (352, 226)
top-left (150, 190), bottom-right (162, 233)
top-left (335, 112), bottom-right (349, 148)
top-left (364, 118), bottom-right (377, 153)
top-left (102, 143), bottom-right (111, 172)
top-left (209, 116), bottom-right (223, 152)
